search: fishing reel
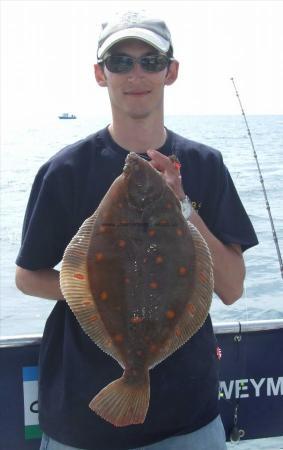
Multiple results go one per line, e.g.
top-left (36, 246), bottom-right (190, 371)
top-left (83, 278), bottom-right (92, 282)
top-left (230, 403), bottom-right (245, 444)
top-left (230, 425), bottom-right (245, 443)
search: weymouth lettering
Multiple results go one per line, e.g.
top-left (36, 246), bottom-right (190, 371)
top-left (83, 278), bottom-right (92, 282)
top-left (219, 377), bottom-right (283, 400)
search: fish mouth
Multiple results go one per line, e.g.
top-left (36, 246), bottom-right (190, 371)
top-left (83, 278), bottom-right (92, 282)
top-left (123, 153), bottom-right (155, 205)
top-left (124, 152), bottom-right (149, 175)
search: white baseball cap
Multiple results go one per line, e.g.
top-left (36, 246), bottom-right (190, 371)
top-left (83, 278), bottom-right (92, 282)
top-left (97, 11), bottom-right (173, 59)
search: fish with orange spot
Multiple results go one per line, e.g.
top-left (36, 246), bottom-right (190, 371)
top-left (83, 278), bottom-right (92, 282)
top-left (178, 266), bottom-right (188, 276)
top-left (118, 239), bottom-right (126, 248)
top-left (149, 281), bottom-right (159, 289)
top-left (130, 315), bottom-right (144, 324)
top-left (99, 291), bottom-right (109, 301)
top-left (73, 273), bottom-right (85, 280)
top-left (166, 309), bottom-right (176, 319)
top-left (155, 255), bottom-right (164, 264)
top-left (60, 152), bottom-right (213, 428)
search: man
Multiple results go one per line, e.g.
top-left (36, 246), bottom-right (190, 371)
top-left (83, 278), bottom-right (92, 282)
top-left (15, 11), bottom-right (258, 450)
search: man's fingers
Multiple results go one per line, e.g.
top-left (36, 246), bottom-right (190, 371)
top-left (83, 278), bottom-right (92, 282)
top-left (147, 149), bottom-right (178, 173)
top-left (146, 149), bottom-right (185, 199)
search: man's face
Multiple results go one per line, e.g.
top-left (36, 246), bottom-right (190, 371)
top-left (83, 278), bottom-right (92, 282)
top-left (94, 39), bottom-right (178, 121)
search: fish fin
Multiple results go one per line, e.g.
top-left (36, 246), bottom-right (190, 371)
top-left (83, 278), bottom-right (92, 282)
top-left (89, 374), bottom-right (150, 427)
top-left (149, 221), bottom-right (213, 369)
top-left (60, 213), bottom-right (122, 364)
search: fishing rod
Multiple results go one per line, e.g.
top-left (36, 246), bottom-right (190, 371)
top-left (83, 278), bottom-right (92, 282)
top-left (231, 77), bottom-right (283, 280)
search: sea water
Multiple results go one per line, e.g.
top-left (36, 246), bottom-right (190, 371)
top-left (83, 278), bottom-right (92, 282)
top-left (1, 115), bottom-right (283, 449)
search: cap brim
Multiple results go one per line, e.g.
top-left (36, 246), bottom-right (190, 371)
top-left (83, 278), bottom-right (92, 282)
top-left (97, 27), bottom-right (170, 59)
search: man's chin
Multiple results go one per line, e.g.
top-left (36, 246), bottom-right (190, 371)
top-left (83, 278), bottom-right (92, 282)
top-left (128, 110), bottom-right (151, 120)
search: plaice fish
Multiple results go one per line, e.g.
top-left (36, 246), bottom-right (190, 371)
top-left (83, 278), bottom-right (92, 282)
top-left (60, 152), bottom-right (213, 427)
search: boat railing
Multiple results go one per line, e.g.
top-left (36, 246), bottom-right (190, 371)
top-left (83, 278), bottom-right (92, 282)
top-left (213, 318), bottom-right (283, 333)
top-left (1, 318), bottom-right (283, 348)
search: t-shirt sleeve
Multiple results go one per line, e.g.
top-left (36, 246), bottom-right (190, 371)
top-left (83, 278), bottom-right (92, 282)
top-left (16, 163), bottom-right (73, 270)
top-left (210, 159), bottom-right (258, 252)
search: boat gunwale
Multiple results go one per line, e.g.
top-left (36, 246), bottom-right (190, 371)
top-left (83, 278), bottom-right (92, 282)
top-left (1, 319), bottom-right (283, 348)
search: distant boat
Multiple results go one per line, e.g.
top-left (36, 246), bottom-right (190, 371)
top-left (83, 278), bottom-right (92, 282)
top-left (58, 113), bottom-right (77, 120)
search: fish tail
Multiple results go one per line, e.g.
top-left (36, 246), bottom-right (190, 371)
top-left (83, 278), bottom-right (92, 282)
top-left (89, 372), bottom-right (150, 427)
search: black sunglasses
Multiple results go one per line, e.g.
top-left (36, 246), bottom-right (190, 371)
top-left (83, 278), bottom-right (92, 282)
top-left (98, 53), bottom-right (173, 74)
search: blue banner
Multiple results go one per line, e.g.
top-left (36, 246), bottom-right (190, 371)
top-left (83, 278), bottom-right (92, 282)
top-left (0, 326), bottom-right (282, 449)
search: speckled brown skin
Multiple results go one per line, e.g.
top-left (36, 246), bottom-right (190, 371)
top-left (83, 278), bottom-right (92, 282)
top-left (60, 153), bottom-right (213, 426)
top-left (87, 154), bottom-right (196, 378)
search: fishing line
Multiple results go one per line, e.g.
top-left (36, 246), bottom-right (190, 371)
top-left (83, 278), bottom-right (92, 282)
top-left (231, 77), bottom-right (283, 280)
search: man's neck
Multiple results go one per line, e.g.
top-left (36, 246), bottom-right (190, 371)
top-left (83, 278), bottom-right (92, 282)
top-left (108, 118), bottom-right (167, 153)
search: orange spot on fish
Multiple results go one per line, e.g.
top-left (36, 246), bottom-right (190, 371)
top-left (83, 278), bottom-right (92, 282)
top-left (166, 309), bottom-right (176, 319)
top-left (73, 273), bottom-right (85, 280)
top-left (176, 228), bottom-right (184, 236)
top-left (149, 281), bottom-right (158, 289)
top-left (99, 225), bottom-right (106, 233)
top-left (82, 300), bottom-right (92, 307)
top-left (105, 340), bottom-right (112, 347)
top-left (155, 255), bottom-right (164, 264)
top-left (118, 239), bottom-right (126, 248)
top-left (166, 202), bottom-right (172, 209)
top-left (175, 326), bottom-right (181, 337)
top-left (100, 291), bottom-right (108, 301)
top-left (124, 277), bottom-right (130, 284)
top-left (149, 344), bottom-right (158, 353)
top-left (121, 219), bottom-right (128, 224)
top-left (159, 219), bottom-right (168, 225)
top-left (187, 303), bottom-right (196, 316)
top-left (199, 272), bottom-right (207, 284)
top-left (95, 252), bottom-right (104, 262)
top-left (178, 266), bottom-right (188, 276)
top-left (90, 314), bottom-right (98, 322)
top-left (130, 315), bottom-right (144, 324)
top-left (114, 334), bottom-right (124, 343)
top-left (148, 228), bottom-right (156, 237)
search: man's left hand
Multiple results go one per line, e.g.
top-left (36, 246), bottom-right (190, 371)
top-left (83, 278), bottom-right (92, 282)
top-left (147, 149), bottom-right (185, 200)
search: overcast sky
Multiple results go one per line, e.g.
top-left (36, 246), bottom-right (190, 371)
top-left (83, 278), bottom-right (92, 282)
top-left (1, 0), bottom-right (283, 121)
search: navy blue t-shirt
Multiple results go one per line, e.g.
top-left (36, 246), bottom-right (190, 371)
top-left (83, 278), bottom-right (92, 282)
top-left (16, 127), bottom-right (258, 449)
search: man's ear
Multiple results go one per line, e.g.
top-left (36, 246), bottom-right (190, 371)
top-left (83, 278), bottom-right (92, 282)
top-left (94, 63), bottom-right (107, 87)
top-left (164, 60), bottom-right (179, 86)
